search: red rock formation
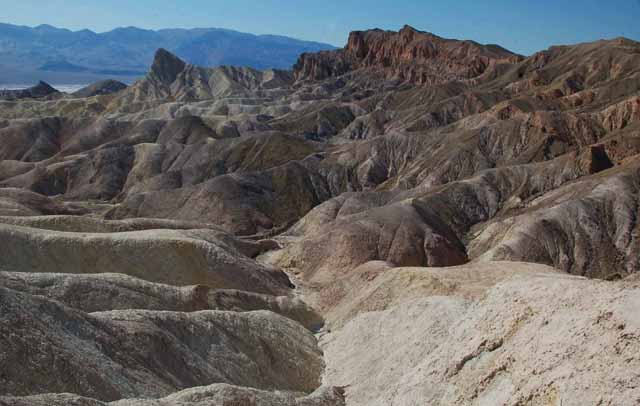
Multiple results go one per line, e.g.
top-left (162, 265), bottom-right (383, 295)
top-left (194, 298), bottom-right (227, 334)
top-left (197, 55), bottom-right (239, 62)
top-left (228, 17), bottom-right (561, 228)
top-left (294, 25), bottom-right (522, 84)
top-left (600, 96), bottom-right (640, 131)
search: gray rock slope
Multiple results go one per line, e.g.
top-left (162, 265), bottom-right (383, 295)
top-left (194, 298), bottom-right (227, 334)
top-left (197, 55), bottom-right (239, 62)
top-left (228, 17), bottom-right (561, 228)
top-left (0, 224), bottom-right (291, 295)
top-left (0, 385), bottom-right (345, 406)
top-left (0, 286), bottom-right (323, 401)
top-left (0, 271), bottom-right (322, 330)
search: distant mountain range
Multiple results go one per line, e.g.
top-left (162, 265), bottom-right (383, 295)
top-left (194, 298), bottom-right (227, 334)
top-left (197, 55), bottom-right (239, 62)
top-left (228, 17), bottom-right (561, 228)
top-left (0, 23), bottom-right (337, 85)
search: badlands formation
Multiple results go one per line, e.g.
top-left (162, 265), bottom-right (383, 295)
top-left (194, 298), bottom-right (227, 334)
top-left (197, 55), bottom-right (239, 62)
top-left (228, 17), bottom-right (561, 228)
top-left (1, 25), bottom-right (640, 405)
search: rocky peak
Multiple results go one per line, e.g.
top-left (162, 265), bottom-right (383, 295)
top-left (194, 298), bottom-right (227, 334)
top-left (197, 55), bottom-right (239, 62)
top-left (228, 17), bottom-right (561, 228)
top-left (346, 30), bottom-right (368, 58)
top-left (0, 80), bottom-right (58, 101)
top-left (294, 25), bottom-right (521, 84)
top-left (30, 81), bottom-right (58, 96)
top-left (150, 48), bottom-right (187, 85)
top-left (72, 79), bottom-right (128, 98)
top-left (400, 24), bottom-right (419, 33)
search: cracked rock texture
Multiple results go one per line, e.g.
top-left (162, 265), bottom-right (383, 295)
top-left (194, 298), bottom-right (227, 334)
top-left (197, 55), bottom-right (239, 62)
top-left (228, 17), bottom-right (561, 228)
top-left (322, 271), bottom-right (640, 406)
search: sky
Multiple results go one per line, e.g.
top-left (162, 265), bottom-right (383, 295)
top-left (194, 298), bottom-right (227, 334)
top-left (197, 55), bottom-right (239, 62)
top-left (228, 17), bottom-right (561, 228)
top-left (1, 0), bottom-right (640, 55)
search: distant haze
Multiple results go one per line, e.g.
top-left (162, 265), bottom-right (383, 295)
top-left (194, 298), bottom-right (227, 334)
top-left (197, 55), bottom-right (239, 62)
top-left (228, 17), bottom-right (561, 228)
top-left (1, 0), bottom-right (639, 56)
top-left (0, 84), bottom-right (87, 92)
top-left (0, 23), bottom-right (336, 85)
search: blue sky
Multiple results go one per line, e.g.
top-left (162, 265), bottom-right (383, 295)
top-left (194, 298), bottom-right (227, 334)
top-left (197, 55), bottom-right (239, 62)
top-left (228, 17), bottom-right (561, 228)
top-left (2, 0), bottom-right (640, 55)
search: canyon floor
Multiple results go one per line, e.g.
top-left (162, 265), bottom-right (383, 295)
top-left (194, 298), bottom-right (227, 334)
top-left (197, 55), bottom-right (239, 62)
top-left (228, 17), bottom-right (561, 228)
top-left (1, 26), bottom-right (640, 405)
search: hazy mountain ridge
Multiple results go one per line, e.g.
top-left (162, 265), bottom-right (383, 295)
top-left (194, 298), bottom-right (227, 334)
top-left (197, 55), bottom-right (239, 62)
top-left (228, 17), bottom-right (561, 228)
top-left (0, 23), bottom-right (336, 84)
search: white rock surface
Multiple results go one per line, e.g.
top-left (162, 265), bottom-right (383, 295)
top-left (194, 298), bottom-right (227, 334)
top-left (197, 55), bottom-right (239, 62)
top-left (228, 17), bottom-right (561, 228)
top-left (322, 271), bottom-right (640, 405)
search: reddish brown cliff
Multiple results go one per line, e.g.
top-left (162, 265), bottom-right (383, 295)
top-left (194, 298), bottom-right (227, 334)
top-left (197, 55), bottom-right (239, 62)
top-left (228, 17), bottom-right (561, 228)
top-left (294, 25), bottom-right (522, 84)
